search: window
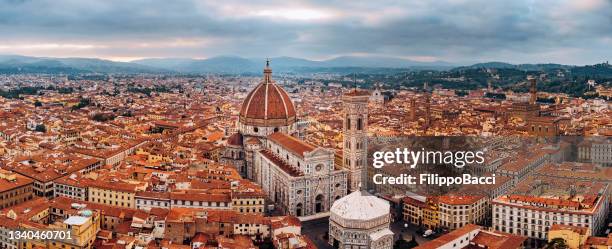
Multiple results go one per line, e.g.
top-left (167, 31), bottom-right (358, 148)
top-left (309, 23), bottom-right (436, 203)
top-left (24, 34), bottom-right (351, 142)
top-left (315, 164), bottom-right (323, 171)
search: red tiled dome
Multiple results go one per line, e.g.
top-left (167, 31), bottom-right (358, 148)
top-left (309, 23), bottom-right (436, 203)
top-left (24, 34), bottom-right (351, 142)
top-left (239, 63), bottom-right (296, 127)
top-left (227, 133), bottom-right (243, 146)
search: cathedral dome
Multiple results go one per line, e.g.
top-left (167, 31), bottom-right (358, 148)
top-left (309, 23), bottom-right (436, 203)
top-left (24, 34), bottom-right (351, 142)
top-left (239, 61), bottom-right (296, 127)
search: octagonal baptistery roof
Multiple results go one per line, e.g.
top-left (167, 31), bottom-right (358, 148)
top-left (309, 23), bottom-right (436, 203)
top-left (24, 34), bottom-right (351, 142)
top-left (239, 62), bottom-right (296, 127)
top-left (330, 190), bottom-right (390, 228)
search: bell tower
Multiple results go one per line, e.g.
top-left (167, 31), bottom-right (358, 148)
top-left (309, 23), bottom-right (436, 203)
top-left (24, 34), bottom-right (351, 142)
top-left (342, 89), bottom-right (369, 192)
top-left (528, 75), bottom-right (537, 105)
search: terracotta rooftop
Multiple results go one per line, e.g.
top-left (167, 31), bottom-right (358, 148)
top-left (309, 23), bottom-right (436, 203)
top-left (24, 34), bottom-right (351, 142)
top-left (415, 224), bottom-right (481, 249)
top-left (550, 224), bottom-right (590, 235)
top-left (344, 89), bottom-right (370, 96)
top-left (439, 195), bottom-right (484, 205)
top-left (268, 132), bottom-right (315, 158)
top-left (227, 132), bottom-right (243, 146)
top-left (583, 234), bottom-right (612, 247)
top-left (469, 230), bottom-right (526, 249)
top-left (0, 169), bottom-right (33, 193)
top-left (259, 149), bottom-right (304, 177)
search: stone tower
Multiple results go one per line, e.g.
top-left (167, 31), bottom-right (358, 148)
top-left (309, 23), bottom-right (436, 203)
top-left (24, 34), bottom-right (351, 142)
top-left (410, 98), bottom-right (416, 121)
top-left (342, 89), bottom-right (370, 192)
top-left (425, 92), bottom-right (431, 128)
top-left (528, 75), bottom-right (537, 105)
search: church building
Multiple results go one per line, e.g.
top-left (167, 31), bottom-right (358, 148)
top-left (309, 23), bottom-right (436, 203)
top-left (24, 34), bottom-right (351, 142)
top-left (221, 61), bottom-right (369, 218)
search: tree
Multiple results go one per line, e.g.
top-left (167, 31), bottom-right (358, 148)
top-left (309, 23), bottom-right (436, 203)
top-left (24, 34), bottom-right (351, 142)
top-left (256, 238), bottom-right (274, 249)
top-left (545, 238), bottom-right (569, 249)
top-left (35, 124), bottom-right (46, 133)
top-left (72, 97), bottom-right (91, 110)
top-left (92, 113), bottom-right (115, 122)
top-left (34, 100), bottom-right (42, 107)
top-left (394, 236), bottom-right (418, 249)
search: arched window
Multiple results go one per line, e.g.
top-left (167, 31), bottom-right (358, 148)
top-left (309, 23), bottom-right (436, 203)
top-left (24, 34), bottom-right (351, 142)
top-left (346, 117), bottom-right (351, 130)
top-left (357, 118), bottom-right (363, 130)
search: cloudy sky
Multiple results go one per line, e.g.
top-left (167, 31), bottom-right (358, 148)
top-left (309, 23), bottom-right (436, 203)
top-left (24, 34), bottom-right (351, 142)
top-left (0, 0), bottom-right (610, 64)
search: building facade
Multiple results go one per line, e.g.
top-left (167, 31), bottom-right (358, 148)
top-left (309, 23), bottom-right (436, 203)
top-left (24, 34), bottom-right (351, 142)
top-left (221, 62), bottom-right (349, 218)
top-left (404, 194), bottom-right (488, 231)
top-left (255, 132), bottom-right (347, 217)
top-left (329, 191), bottom-right (394, 249)
top-left (493, 182), bottom-right (609, 248)
top-left (0, 170), bottom-right (33, 209)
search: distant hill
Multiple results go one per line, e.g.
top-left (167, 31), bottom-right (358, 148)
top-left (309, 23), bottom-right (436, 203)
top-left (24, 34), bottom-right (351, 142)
top-left (131, 55), bottom-right (455, 73)
top-left (452, 61), bottom-right (573, 71)
top-left (0, 55), bottom-right (608, 76)
top-left (569, 63), bottom-right (612, 77)
top-left (451, 61), bottom-right (612, 78)
top-left (0, 55), bottom-right (170, 74)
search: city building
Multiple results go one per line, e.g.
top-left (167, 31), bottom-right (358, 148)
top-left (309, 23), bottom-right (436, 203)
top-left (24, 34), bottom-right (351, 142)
top-left (438, 195), bottom-right (488, 230)
top-left (370, 86), bottom-right (385, 105)
top-left (403, 195), bottom-right (440, 230)
top-left (547, 224), bottom-right (590, 249)
top-left (414, 224), bottom-right (526, 249)
top-left (88, 179), bottom-right (145, 208)
top-left (221, 60), bottom-right (298, 180)
top-left (492, 176), bottom-right (609, 248)
top-left (581, 234), bottom-right (612, 248)
top-left (26, 212), bottom-right (100, 249)
top-left (0, 169), bottom-right (33, 209)
top-left (510, 76), bottom-right (540, 120)
top-left (231, 183), bottom-right (266, 214)
top-left (577, 137), bottom-right (612, 167)
top-left (403, 193), bottom-right (488, 231)
top-left (329, 190), bottom-right (394, 249)
top-left (135, 191), bottom-right (171, 210)
top-left (5, 154), bottom-right (101, 198)
top-left (222, 62), bottom-right (348, 218)
top-left (54, 173), bottom-right (92, 201)
top-left (254, 132), bottom-right (346, 217)
top-left (526, 116), bottom-right (561, 136)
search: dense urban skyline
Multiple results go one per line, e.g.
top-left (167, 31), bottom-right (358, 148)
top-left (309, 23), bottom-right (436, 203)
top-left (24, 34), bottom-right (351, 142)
top-left (0, 0), bottom-right (610, 64)
top-left (0, 1), bottom-right (610, 249)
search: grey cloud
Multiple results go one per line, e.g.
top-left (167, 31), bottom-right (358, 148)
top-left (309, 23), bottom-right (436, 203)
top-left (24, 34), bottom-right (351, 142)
top-left (0, 0), bottom-right (609, 64)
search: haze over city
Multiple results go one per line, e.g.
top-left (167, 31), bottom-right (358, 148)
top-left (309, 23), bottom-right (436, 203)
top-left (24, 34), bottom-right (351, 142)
top-left (0, 0), bottom-right (611, 64)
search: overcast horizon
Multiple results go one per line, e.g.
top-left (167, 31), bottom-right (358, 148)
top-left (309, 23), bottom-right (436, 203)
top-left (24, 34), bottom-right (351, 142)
top-left (0, 0), bottom-right (610, 65)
